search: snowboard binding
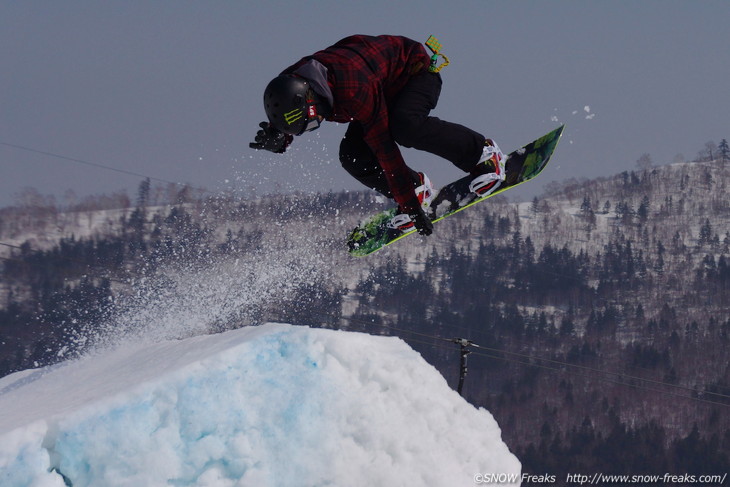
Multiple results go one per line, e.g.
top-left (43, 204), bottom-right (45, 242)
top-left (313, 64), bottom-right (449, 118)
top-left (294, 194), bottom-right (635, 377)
top-left (469, 140), bottom-right (506, 196)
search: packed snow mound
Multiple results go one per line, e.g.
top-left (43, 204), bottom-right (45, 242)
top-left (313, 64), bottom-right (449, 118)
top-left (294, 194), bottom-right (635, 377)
top-left (0, 323), bottom-right (520, 486)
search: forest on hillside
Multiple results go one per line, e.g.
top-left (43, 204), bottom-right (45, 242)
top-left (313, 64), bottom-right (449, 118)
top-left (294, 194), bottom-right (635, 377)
top-left (1, 156), bottom-right (730, 477)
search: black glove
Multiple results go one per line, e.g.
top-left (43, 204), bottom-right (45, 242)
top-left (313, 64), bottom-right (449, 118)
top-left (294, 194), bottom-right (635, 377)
top-left (249, 122), bottom-right (293, 154)
top-left (408, 206), bottom-right (434, 236)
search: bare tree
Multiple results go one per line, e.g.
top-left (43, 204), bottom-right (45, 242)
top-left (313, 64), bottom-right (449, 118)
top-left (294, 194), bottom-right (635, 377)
top-left (636, 153), bottom-right (653, 170)
top-left (696, 141), bottom-right (718, 162)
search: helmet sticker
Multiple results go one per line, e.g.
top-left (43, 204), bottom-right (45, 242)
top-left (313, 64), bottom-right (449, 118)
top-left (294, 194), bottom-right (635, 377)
top-left (284, 109), bottom-right (304, 126)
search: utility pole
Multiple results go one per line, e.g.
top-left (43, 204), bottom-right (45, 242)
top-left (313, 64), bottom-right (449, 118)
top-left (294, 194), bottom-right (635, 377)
top-left (452, 338), bottom-right (473, 396)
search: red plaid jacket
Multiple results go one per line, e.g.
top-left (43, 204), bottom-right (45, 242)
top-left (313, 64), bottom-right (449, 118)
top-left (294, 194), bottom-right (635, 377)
top-left (285, 35), bottom-right (431, 210)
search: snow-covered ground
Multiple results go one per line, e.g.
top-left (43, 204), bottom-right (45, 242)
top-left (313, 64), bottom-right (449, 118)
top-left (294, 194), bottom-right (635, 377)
top-left (0, 323), bottom-right (520, 486)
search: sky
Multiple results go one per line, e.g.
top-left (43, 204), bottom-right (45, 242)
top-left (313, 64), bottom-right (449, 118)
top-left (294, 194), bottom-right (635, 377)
top-left (1, 1), bottom-right (729, 208)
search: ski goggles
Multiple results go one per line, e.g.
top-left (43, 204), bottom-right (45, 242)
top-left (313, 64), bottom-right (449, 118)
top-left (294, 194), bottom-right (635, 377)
top-left (300, 103), bottom-right (322, 134)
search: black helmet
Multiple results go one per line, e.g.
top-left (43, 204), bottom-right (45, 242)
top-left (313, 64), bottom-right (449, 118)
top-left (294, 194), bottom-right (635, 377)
top-left (263, 74), bottom-right (323, 135)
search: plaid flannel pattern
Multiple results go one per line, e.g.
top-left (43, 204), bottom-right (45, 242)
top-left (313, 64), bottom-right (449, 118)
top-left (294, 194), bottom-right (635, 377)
top-left (285, 35), bottom-right (431, 209)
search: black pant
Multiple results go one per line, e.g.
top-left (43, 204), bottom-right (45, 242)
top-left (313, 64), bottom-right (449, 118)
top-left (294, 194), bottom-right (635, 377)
top-left (339, 72), bottom-right (485, 198)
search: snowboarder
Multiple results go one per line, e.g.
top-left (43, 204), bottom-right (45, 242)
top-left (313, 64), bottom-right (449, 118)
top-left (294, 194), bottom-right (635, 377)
top-left (249, 34), bottom-right (505, 236)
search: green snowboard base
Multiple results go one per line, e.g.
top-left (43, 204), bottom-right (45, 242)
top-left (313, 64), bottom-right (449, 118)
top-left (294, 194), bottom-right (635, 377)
top-left (347, 125), bottom-right (565, 257)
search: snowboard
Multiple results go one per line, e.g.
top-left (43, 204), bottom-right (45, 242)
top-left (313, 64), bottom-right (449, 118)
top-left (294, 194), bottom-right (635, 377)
top-left (347, 124), bottom-right (564, 257)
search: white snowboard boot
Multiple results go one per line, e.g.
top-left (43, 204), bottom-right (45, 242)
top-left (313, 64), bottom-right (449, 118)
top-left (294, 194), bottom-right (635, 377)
top-left (388, 172), bottom-right (435, 232)
top-left (469, 139), bottom-right (506, 197)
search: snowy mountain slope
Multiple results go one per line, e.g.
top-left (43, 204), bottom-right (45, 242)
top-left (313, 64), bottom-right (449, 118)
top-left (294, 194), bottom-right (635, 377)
top-left (399, 160), bottom-right (730, 259)
top-left (0, 323), bottom-right (520, 487)
top-left (513, 161), bottom-right (730, 251)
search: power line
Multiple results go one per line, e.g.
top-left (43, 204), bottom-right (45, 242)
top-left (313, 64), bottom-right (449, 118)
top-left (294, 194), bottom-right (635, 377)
top-left (451, 344), bottom-right (730, 409)
top-left (466, 343), bottom-right (730, 408)
top-left (331, 312), bottom-right (730, 408)
top-left (0, 139), bottom-right (244, 284)
top-left (2, 140), bottom-right (728, 408)
top-left (0, 141), bottom-right (218, 198)
top-left (1, 141), bottom-right (182, 188)
top-left (4, 219), bottom-right (727, 407)
top-left (4, 236), bottom-right (729, 409)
